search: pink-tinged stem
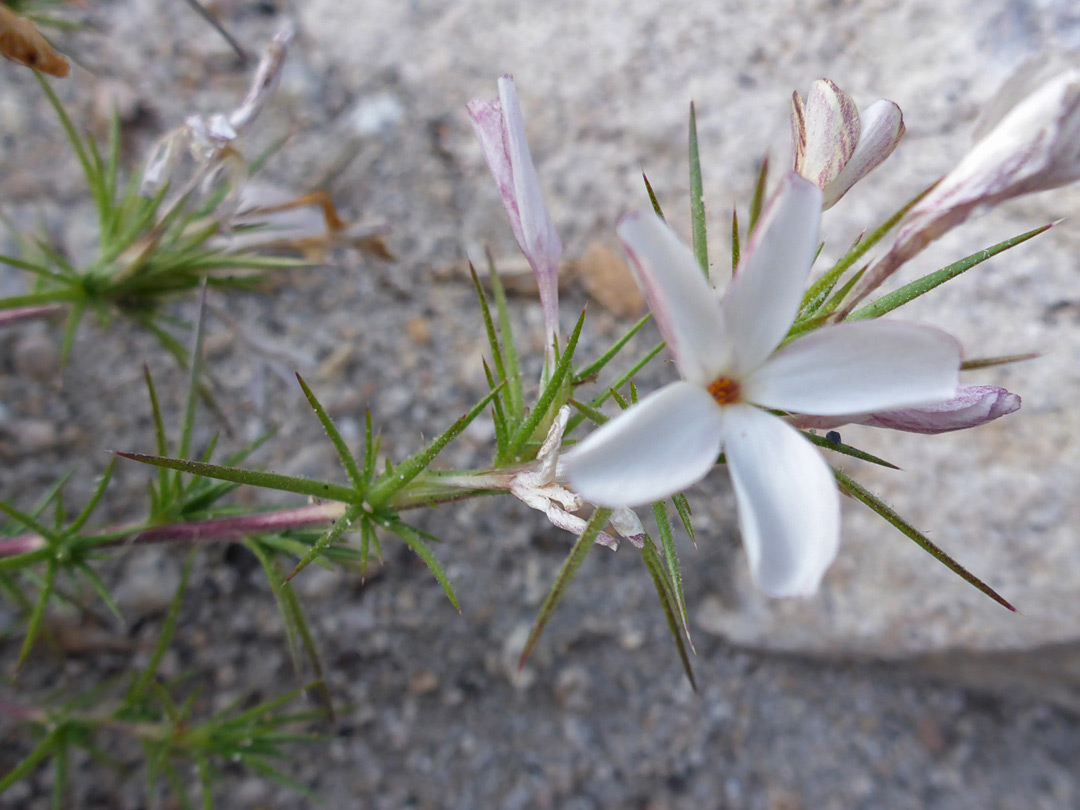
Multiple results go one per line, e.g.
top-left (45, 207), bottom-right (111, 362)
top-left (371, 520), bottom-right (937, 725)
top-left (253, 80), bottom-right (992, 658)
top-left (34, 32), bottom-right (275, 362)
top-left (0, 503), bottom-right (348, 557)
top-left (0, 700), bottom-right (46, 722)
top-left (0, 304), bottom-right (66, 328)
top-left (0, 535), bottom-right (48, 555)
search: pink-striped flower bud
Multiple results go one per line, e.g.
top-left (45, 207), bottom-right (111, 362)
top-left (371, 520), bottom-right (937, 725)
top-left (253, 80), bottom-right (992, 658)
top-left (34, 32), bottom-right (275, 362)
top-left (791, 79), bottom-right (905, 209)
top-left (467, 75), bottom-right (562, 359)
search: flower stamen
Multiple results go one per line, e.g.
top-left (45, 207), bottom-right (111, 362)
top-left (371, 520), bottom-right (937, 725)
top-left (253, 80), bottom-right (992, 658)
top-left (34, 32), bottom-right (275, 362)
top-left (708, 376), bottom-right (742, 405)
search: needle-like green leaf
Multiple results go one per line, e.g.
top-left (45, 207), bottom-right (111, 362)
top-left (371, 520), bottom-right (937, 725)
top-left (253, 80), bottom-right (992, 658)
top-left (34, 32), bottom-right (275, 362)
top-left (113, 453), bottom-right (357, 503)
top-left (847, 224), bottom-right (1052, 321)
top-left (640, 539), bottom-right (697, 690)
top-left (573, 313), bottom-right (652, 384)
top-left (834, 468), bottom-right (1015, 611)
top-left (487, 251), bottom-right (523, 419)
top-left (672, 493), bottom-right (695, 545)
top-left (519, 507), bottom-right (611, 668)
top-left (15, 557), bottom-right (58, 673)
top-left (296, 374), bottom-right (363, 490)
top-left (748, 155), bottom-right (769, 232)
top-left (688, 102), bottom-right (708, 278)
top-left (366, 385), bottom-right (502, 506)
top-left (504, 309), bottom-right (585, 459)
top-left (284, 505), bottom-right (362, 583)
top-left (128, 553), bottom-right (194, 702)
top-left (387, 520), bottom-right (459, 611)
top-left (803, 431), bottom-right (900, 470)
top-left (642, 171), bottom-right (665, 220)
top-left (801, 183), bottom-right (933, 314)
top-left (653, 501), bottom-right (690, 641)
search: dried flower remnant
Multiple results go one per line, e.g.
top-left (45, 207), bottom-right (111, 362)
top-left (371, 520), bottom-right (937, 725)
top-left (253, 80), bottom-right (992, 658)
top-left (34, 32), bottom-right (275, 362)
top-left (442, 406), bottom-right (645, 550)
top-left (468, 75), bottom-right (563, 364)
top-left (562, 174), bottom-right (961, 597)
top-left (140, 24), bottom-right (294, 212)
top-left (0, 4), bottom-right (68, 77)
top-left (792, 384), bottom-right (1020, 434)
top-left (849, 56), bottom-right (1080, 307)
top-left (791, 79), bottom-right (904, 208)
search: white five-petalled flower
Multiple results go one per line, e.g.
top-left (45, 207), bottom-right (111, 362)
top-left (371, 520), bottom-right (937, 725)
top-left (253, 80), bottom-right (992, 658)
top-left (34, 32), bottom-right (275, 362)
top-left (561, 173), bottom-right (962, 597)
top-left (791, 78), bottom-right (905, 209)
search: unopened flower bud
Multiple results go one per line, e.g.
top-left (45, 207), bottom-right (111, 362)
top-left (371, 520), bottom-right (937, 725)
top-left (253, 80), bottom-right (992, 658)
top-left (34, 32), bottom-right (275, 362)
top-left (791, 79), bottom-right (905, 209)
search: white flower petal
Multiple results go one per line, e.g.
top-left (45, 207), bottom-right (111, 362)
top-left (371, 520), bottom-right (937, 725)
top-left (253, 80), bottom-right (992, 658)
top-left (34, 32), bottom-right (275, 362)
top-left (822, 99), bottom-right (905, 209)
top-left (723, 405), bottom-right (839, 598)
top-left (560, 382), bottom-right (725, 507)
top-left (745, 321), bottom-right (960, 415)
top-left (617, 211), bottom-right (731, 385)
top-left (724, 173), bottom-right (822, 374)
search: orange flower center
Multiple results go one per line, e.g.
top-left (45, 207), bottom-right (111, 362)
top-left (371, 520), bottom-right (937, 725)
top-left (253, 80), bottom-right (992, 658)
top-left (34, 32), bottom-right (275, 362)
top-left (707, 376), bottom-right (742, 406)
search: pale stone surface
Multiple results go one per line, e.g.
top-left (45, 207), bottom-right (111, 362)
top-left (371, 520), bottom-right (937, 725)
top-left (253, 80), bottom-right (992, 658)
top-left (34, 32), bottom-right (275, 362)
top-left (299, 0), bottom-right (1080, 665)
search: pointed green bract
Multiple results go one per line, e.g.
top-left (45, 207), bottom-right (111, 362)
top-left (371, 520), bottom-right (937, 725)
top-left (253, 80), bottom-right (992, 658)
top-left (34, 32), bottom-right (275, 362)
top-left (748, 155), bottom-right (769, 232)
top-left (672, 494), bottom-right (695, 544)
top-left (296, 374), bottom-right (364, 490)
top-left (366, 385), bottom-right (502, 505)
top-left (801, 184), bottom-right (933, 314)
top-left (519, 507), bottom-right (611, 668)
top-left (847, 224), bottom-right (1051, 321)
top-left (504, 309), bottom-right (585, 459)
top-left (73, 559), bottom-right (123, 623)
top-left (129, 553), bottom-right (194, 702)
top-left (247, 540), bottom-right (334, 721)
top-left (688, 102), bottom-right (709, 278)
top-left (961, 352), bottom-right (1039, 370)
top-left (483, 360), bottom-right (509, 453)
top-left (179, 282), bottom-right (209, 462)
top-left (803, 431), bottom-right (900, 470)
top-left (68, 459), bottom-right (116, 536)
top-left (387, 520), bottom-right (460, 612)
top-left (639, 539), bottom-right (697, 690)
top-left (566, 340), bottom-right (665, 435)
top-left (0, 729), bottom-right (59, 793)
top-left (834, 469), bottom-right (1015, 611)
top-left (573, 313), bottom-right (652, 385)
top-left (731, 208), bottom-right (740, 271)
top-left (567, 398), bottom-right (609, 427)
top-left (653, 501), bottom-right (690, 640)
top-left (470, 264), bottom-right (510, 399)
top-left (643, 172), bottom-right (666, 220)
top-left (487, 251), bottom-right (524, 418)
top-left (114, 453), bottom-right (357, 503)
top-left (284, 505), bottom-right (362, 583)
top-left (15, 557), bottom-right (58, 673)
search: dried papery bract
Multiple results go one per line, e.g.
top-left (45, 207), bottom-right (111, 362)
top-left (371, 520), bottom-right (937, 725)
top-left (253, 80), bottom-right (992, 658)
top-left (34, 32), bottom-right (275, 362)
top-left (441, 406), bottom-right (645, 550)
top-left (562, 174), bottom-right (962, 597)
top-left (468, 75), bottom-right (563, 366)
top-left (0, 4), bottom-right (69, 77)
top-left (847, 57), bottom-right (1080, 308)
top-left (791, 79), bottom-right (904, 209)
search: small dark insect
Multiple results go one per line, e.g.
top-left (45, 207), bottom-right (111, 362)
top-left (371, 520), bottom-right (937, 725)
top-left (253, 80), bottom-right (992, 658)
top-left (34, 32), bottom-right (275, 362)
top-left (825, 430), bottom-right (842, 445)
